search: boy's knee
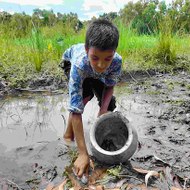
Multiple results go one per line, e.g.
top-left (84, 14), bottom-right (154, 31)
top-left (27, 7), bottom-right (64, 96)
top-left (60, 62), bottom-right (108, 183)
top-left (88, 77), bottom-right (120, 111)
top-left (59, 60), bottom-right (71, 80)
top-left (108, 96), bottom-right (116, 111)
top-left (98, 96), bottom-right (116, 111)
top-left (83, 95), bottom-right (94, 105)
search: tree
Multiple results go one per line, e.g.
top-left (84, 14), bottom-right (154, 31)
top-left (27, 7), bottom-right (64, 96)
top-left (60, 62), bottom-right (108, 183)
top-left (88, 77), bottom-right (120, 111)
top-left (8, 13), bottom-right (31, 37)
top-left (99, 12), bottom-right (118, 21)
top-left (32, 9), bottom-right (57, 26)
top-left (120, 0), bottom-right (159, 34)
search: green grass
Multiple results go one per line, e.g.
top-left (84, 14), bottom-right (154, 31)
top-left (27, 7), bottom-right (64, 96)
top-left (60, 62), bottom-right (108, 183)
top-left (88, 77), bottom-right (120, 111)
top-left (0, 21), bottom-right (190, 89)
top-left (0, 25), bottom-right (86, 88)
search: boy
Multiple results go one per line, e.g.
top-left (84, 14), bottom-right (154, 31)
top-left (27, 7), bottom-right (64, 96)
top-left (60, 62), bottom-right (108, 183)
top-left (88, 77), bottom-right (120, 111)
top-left (60, 19), bottom-right (122, 179)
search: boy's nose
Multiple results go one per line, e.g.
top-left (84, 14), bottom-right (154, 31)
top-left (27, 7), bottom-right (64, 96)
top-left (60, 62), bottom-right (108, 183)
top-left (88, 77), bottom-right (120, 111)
top-left (97, 62), bottom-right (105, 69)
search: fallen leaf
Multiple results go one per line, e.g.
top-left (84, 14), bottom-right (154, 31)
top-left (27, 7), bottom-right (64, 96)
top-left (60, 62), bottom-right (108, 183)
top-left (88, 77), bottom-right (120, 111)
top-left (126, 183), bottom-right (159, 190)
top-left (170, 187), bottom-right (182, 190)
top-left (65, 166), bottom-right (85, 190)
top-left (115, 178), bottom-right (128, 188)
top-left (96, 185), bottom-right (104, 190)
top-left (153, 154), bottom-right (170, 166)
top-left (88, 168), bottom-right (107, 185)
top-left (90, 159), bottom-right (95, 171)
top-left (133, 167), bottom-right (152, 174)
top-left (88, 185), bottom-right (96, 190)
top-left (164, 167), bottom-right (183, 189)
top-left (45, 179), bottom-right (67, 190)
top-left (145, 171), bottom-right (159, 187)
top-left (45, 183), bottom-right (54, 190)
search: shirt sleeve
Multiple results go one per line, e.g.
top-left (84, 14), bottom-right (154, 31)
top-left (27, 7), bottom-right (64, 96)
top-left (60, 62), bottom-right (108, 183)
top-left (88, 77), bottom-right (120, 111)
top-left (68, 64), bottom-right (84, 113)
top-left (105, 55), bottom-right (122, 86)
top-left (62, 46), bottom-right (74, 61)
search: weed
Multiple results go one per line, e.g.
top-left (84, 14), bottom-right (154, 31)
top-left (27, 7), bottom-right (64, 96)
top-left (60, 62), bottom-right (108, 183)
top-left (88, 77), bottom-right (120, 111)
top-left (146, 90), bottom-right (161, 95)
top-left (107, 165), bottom-right (122, 177)
top-left (163, 99), bottom-right (184, 105)
top-left (68, 148), bottom-right (78, 164)
top-left (154, 15), bottom-right (176, 66)
top-left (186, 84), bottom-right (190, 90)
top-left (115, 84), bottom-right (133, 95)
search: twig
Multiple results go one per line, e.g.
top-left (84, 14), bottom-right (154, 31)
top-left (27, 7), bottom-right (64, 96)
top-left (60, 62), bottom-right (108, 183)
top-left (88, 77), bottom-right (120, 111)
top-left (118, 174), bottom-right (144, 183)
top-left (117, 101), bottom-right (129, 112)
top-left (1, 178), bottom-right (23, 190)
top-left (0, 100), bottom-right (6, 108)
top-left (183, 178), bottom-right (189, 190)
top-left (61, 114), bottom-right (66, 127)
top-left (96, 176), bottom-right (116, 184)
top-left (127, 71), bottom-right (138, 83)
top-left (15, 88), bottom-right (51, 92)
top-left (145, 70), bottom-right (152, 78)
top-left (15, 88), bottom-right (64, 95)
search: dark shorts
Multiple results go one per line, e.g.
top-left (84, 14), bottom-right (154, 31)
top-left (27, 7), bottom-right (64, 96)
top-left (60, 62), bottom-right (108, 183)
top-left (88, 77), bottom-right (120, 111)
top-left (59, 60), bottom-right (116, 111)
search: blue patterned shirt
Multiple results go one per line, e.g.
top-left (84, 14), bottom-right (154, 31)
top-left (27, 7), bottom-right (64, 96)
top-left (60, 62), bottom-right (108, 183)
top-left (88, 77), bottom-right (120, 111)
top-left (62, 43), bottom-right (122, 113)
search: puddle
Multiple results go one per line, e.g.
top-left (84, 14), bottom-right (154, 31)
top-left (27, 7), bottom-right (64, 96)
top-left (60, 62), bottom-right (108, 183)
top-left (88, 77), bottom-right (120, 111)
top-left (0, 72), bottom-right (190, 188)
top-left (0, 94), bottom-right (68, 150)
top-left (0, 93), bottom-right (101, 151)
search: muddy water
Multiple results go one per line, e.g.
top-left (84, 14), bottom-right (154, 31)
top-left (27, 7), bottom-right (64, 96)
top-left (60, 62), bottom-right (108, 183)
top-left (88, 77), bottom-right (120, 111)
top-left (0, 94), bottom-right (68, 150)
top-left (0, 93), bottom-right (100, 189)
top-left (0, 72), bottom-right (190, 188)
top-left (0, 93), bottom-right (101, 150)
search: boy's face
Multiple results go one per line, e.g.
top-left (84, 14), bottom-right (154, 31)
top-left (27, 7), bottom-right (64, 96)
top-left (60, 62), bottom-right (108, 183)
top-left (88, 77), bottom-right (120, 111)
top-left (86, 47), bottom-right (115, 73)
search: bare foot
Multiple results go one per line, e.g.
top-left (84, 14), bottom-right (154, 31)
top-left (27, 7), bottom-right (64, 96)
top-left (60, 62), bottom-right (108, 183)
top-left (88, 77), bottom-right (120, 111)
top-left (63, 132), bottom-right (75, 147)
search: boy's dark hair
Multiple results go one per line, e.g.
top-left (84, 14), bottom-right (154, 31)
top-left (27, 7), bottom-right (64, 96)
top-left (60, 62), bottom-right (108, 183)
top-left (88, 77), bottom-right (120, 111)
top-left (85, 19), bottom-right (119, 51)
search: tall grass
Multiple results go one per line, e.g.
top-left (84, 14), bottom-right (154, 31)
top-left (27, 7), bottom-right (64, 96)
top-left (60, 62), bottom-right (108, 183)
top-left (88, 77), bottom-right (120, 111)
top-left (31, 28), bottom-right (45, 71)
top-left (154, 15), bottom-right (176, 66)
top-left (0, 19), bottom-right (190, 88)
top-left (117, 18), bottom-right (190, 72)
top-left (117, 21), bottom-right (157, 71)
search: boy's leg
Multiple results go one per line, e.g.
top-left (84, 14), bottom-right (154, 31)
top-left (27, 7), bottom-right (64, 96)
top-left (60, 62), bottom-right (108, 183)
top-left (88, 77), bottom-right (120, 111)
top-left (63, 113), bottom-right (74, 141)
top-left (91, 79), bottom-right (116, 111)
top-left (59, 60), bottom-right (71, 80)
top-left (61, 60), bottom-right (73, 141)
top-left (82, 78), bottom-right (94, 101)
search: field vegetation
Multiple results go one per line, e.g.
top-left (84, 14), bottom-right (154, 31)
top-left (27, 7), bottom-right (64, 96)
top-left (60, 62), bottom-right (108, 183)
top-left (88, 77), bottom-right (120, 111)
top-left (0, 0), bottom-right (190, 89)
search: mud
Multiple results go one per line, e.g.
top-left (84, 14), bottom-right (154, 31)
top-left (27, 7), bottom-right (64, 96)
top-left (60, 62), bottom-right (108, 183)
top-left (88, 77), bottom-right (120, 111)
top-left (0, 71), bottom-right (190, 189)
top-left (101, 134), bottom-right (125, 151)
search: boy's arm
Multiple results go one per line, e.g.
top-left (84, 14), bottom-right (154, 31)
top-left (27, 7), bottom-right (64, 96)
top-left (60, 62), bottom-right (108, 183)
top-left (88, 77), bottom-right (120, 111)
top-left (98, 86), bottom-right (114, 116)
top-left (71, 113), bottom-right (89, 177)
top-left (98, 54), bottom-right (122, 116)
top-left (68, 64), bottom-right (89, 177)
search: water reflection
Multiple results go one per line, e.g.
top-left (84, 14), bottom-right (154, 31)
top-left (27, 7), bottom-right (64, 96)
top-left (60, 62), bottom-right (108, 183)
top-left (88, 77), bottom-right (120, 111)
top-left (0, 86), bottom-right (167, 151)
top-left (0, 94), bottom-right (69, 150)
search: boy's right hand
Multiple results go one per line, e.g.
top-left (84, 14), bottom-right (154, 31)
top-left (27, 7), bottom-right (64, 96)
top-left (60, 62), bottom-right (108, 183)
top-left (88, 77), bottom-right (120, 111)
top-left (73, 153), bottom-right (89, 178)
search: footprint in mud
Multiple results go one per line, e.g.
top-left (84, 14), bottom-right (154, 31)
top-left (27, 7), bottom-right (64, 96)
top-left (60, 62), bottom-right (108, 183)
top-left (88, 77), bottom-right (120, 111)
top-left (159, 125), bottom-right (167, 131)
top-left (25, 163), bottom-right (58, 188)
top-left (146, 126), bottom-right (156, 135)
top-left (168, 136), bottom-right (186, 145)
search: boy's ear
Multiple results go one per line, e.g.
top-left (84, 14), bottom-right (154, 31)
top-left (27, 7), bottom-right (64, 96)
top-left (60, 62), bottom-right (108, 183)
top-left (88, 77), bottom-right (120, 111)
top-left (85, 46), bottom-right (89, 53)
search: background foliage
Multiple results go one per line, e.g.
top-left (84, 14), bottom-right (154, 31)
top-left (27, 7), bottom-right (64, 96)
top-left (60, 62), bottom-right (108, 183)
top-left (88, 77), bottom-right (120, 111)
top-left (0, 0), bottom-right (190, 88)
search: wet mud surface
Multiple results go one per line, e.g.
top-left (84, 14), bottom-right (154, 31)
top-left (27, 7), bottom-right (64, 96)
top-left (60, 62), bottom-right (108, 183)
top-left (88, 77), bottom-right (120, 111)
top-left (0, 71), bottom-right (190, 189)
top-left (117, 72), bottom-right (190, 179)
